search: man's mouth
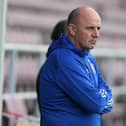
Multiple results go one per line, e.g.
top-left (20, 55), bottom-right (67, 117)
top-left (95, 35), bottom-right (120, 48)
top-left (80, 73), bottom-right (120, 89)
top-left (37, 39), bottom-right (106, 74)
top-left (90, 40), bottom-right (96, 44)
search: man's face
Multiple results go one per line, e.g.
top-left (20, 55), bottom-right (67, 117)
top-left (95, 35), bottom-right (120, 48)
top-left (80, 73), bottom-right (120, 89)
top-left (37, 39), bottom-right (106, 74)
top-left (70, 9), bottom-right (101, 50)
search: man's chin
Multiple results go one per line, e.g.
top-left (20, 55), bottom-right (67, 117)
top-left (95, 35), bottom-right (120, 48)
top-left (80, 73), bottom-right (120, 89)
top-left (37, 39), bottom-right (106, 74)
top-left (89, 46), bottom-right (95, 49)
top-left (81, 45), bottom-right (95, 50)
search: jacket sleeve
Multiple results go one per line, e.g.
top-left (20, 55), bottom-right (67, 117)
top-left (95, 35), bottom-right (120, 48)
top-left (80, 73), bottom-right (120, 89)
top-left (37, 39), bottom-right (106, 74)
top-left (97, 70), bottom-right (113, 114)
top-left (89, 55), bottom-right (113, 114)
top-left (55, 51), bottom-right (113, 114)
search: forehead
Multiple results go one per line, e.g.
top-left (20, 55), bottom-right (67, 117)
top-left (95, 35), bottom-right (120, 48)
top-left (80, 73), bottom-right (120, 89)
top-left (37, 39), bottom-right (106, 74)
top-left (78, 9), bottom-right (101, 26)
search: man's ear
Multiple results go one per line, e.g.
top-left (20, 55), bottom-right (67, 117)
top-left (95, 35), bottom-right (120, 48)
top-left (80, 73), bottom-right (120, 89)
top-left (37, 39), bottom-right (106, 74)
top-left (68, 24), bottom-right (76, 36)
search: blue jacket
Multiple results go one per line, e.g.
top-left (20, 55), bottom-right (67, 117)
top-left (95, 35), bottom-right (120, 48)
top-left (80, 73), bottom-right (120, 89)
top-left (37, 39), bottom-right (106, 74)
top-left (37, 34), bottom-right (113, 126)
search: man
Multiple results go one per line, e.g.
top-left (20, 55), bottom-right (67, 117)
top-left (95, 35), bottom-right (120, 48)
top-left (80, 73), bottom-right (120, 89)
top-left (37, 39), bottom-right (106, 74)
top-left (37, 6), bottom-right (113, 126)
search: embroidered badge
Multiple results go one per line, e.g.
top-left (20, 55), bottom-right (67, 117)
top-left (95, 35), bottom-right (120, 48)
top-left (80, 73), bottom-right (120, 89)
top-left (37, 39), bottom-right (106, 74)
top-left (99, 89), bottom-right (107, 98)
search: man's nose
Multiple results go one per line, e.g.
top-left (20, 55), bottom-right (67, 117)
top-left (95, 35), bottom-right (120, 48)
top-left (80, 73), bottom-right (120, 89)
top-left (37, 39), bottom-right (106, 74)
top-left (92, 29), bottom-right (100, 38)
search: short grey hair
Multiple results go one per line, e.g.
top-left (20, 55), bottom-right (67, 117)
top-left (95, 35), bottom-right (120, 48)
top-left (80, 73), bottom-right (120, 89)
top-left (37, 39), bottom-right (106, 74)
top-left (67, 8), bottom-right (80, 25)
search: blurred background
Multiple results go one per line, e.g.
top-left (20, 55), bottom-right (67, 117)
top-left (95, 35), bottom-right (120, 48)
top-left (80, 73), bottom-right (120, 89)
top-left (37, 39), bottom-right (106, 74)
top-left (1, 0), bottom-right (126, 126)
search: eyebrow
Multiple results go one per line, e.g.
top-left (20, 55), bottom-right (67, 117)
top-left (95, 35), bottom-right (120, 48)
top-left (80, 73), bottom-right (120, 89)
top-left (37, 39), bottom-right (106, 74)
top-left (85, 26), bottom-right (101, 30)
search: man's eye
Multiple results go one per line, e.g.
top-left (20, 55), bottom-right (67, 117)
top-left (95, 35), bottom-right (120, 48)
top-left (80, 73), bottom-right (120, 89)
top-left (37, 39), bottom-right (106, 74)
top-left (97, 27), bottom-right (101, 30)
